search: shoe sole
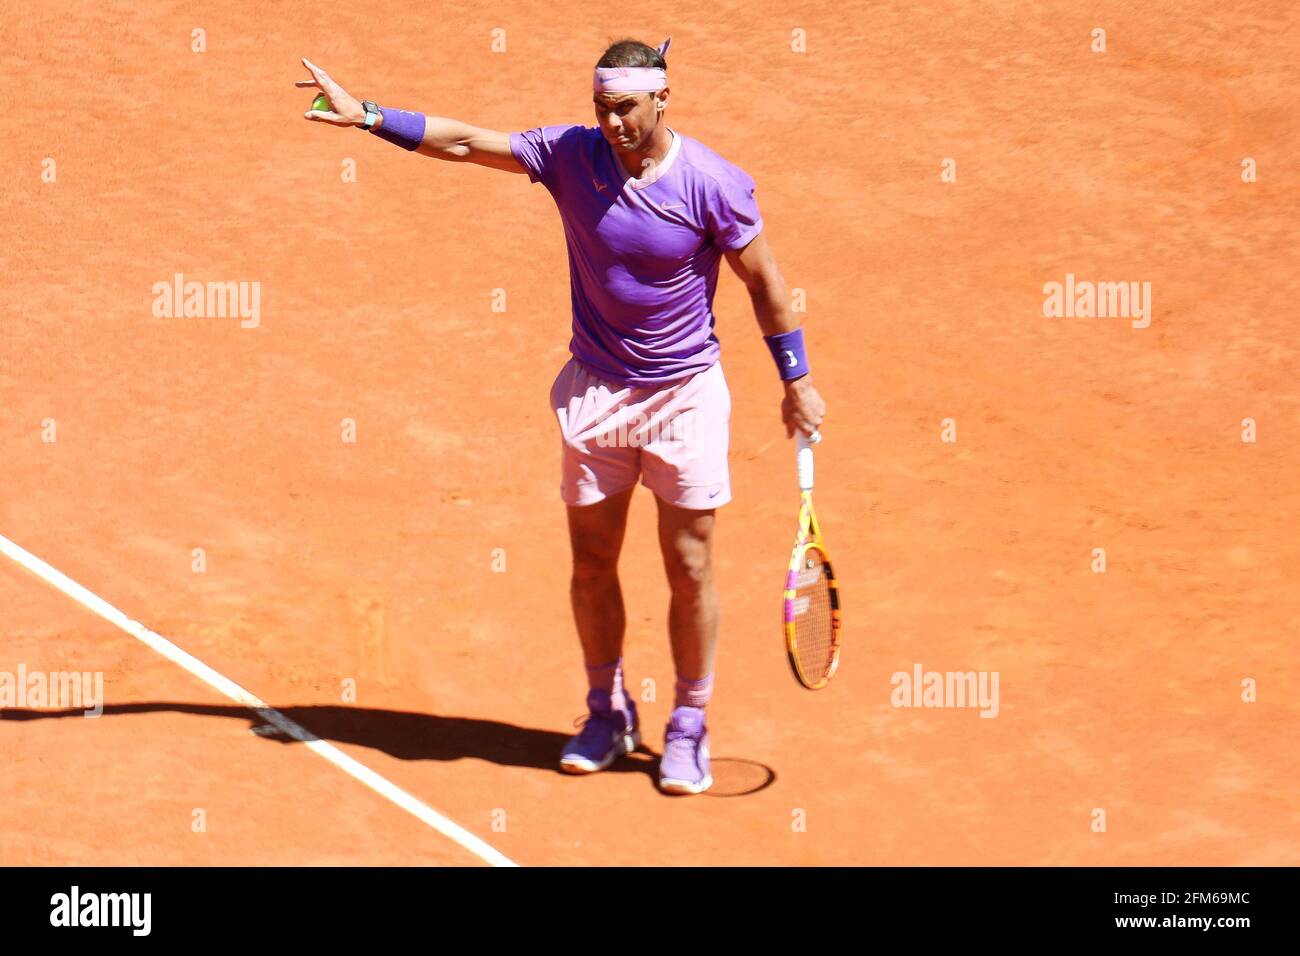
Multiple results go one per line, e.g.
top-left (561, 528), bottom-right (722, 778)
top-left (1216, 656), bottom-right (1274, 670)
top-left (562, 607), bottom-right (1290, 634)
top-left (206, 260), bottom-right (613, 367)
top-left (559, 728), bottom-right (641, 775)
top-left (657, 772), bottom-right (714, 795)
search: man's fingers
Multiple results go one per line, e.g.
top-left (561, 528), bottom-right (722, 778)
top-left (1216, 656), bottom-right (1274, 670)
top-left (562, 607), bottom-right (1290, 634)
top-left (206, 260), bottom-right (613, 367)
top-left (782, 384), bottom-right (826, 441)
top-left (304, 110), bottom-right (352, 126)
top-left (300, 58), bottom-right (337, 92)
top-left (301, 57), bottom-right (346, 96)
top-left (294, 79), bottom-right (321, 89)
top-left (797, 409), bottom-right (824, 435)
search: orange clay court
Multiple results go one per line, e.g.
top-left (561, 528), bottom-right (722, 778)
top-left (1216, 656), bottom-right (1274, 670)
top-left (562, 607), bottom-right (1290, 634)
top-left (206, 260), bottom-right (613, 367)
top-left (2, 1), bottom-right (1298, 866)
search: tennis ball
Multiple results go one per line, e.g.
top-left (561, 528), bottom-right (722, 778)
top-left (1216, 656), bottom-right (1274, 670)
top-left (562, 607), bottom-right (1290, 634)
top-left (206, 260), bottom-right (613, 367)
top-left (311, 93), bottom-right (330, 112)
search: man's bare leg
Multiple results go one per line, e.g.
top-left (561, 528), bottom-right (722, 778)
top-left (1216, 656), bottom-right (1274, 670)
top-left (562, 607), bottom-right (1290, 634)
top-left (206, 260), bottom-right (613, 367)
top-left (559, 486), bottom-right (641, 775)
top-left (654, 496), bottom-right (718, 794)
top-left (566, 486), bottom-right (636, 666)
top-left (655, 497), bottom-right (719, 679)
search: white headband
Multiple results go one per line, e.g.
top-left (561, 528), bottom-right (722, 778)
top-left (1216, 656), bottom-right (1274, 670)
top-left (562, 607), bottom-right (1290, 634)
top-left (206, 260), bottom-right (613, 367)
top-left (593, 37), bottom-right (671, 93)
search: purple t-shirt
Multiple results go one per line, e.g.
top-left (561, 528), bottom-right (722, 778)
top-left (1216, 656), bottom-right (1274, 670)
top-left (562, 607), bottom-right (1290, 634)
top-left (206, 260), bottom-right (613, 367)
top-left (509, 124), bottom-right (763, 386)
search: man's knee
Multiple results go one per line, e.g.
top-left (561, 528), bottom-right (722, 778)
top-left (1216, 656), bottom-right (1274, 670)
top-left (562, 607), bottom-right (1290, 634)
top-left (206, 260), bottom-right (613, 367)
top-left (570, 537), bottom-right (621, 585)
top-left (663, 543), bottom-right (713, 593)
top-left (566, 491), bottom-right (632, 585)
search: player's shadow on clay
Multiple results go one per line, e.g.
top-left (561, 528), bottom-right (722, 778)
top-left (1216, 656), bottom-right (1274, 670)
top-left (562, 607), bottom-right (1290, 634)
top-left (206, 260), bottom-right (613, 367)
top-left (1, 703), bottom-right (776, 796)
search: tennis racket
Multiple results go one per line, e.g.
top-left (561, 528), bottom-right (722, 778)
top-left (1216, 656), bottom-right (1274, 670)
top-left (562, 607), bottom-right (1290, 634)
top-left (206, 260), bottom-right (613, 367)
top-left (783, 429), bottom-right (842, 689)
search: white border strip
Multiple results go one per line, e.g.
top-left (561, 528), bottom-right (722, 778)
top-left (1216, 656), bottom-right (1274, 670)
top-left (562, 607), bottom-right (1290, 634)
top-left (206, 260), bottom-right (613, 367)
top-left (0, 533), bottom-right (518, 868)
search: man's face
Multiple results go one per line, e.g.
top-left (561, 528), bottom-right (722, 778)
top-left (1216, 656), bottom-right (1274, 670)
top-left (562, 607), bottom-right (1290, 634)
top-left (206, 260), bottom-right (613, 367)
top-left (594, 90), bottom-right (666, 150)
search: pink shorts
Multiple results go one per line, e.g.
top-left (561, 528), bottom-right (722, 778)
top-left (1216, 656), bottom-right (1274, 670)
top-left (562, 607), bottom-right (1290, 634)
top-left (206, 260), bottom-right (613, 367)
top-left (549, 358), bottom-right (732, 509)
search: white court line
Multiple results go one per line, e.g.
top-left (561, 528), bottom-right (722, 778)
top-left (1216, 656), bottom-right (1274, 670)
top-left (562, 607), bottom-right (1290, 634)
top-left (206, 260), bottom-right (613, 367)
top-left (0, 533), bottom-right (519, 868)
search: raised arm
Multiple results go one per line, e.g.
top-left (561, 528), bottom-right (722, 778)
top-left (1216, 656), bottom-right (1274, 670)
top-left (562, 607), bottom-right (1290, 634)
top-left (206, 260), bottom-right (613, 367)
top-left (297, 58), bottom-right (525, 175)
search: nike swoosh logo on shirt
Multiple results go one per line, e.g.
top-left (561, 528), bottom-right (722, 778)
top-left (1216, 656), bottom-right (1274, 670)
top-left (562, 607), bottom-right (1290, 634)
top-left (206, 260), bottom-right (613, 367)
top-left (658, 201), bottom-right (686, 210)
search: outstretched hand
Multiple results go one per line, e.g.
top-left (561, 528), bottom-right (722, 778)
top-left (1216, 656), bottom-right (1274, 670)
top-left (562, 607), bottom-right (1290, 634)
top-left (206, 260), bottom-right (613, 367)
top-left (296, 58), bottom-right (365, 126)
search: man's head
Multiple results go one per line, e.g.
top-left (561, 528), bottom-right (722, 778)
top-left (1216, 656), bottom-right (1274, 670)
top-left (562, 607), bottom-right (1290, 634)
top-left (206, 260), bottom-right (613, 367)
top-left (593, 38), bottom-right (670, 152)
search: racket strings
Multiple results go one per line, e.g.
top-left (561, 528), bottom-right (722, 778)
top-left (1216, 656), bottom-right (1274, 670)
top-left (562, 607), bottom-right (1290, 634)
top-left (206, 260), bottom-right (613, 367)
top-left (793, 549), bottom-right (836, 681)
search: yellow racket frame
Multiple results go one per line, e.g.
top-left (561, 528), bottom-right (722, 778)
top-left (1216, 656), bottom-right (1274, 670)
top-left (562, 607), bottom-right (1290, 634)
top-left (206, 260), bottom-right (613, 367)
top-left (784, 488), bottom-right (843, 689)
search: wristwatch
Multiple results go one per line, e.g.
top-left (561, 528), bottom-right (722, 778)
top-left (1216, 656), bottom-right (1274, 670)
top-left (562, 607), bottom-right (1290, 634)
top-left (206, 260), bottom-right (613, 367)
top-left (360, 100), bottom-right (381, 130)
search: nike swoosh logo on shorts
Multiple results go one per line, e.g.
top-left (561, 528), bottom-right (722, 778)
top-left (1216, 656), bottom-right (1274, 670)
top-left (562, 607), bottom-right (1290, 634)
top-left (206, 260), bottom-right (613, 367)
top-left (659, 201), bottom-right (686, 210)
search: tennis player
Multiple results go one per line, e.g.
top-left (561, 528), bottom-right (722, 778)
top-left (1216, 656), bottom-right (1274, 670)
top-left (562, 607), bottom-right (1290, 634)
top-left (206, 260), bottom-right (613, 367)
top-left (299, 37), bottom-right (826, 795)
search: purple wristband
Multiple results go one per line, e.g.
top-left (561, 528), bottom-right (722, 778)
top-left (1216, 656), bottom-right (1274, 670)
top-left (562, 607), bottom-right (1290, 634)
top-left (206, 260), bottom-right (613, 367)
top-left (369, 107), bottom-right (426, 151)
top-left (764, 328), bottom-right (811, 381)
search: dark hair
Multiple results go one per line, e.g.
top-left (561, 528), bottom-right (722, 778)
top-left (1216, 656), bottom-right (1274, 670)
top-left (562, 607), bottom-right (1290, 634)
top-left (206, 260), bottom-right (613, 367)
top-left (596, 38), bottom-right (666, 72)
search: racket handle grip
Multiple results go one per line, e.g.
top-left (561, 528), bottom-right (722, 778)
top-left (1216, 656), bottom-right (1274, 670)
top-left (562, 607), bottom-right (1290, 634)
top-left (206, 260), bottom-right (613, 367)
top-left (796, 430), bottom-right (819, 490)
